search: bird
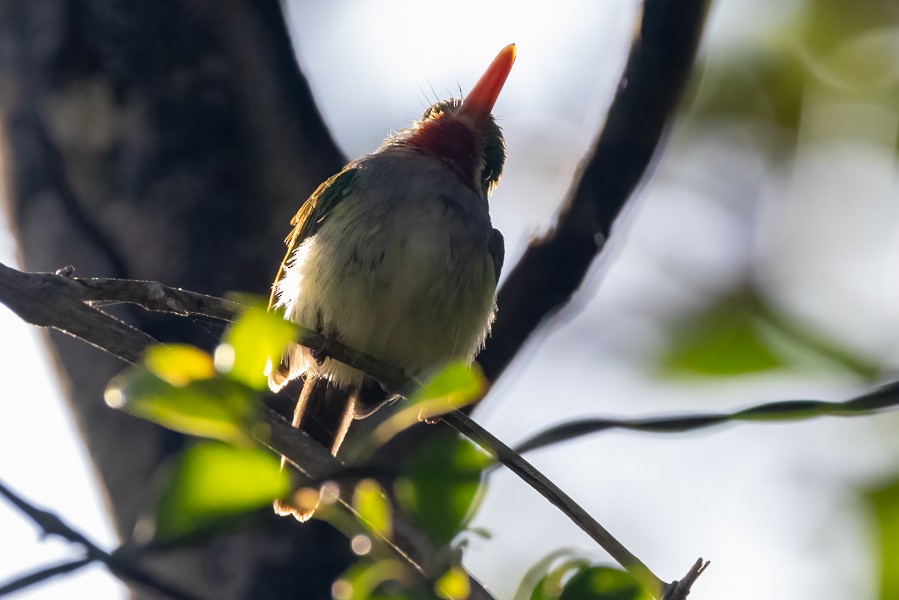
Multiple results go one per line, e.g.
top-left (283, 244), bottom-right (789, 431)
top-left (268, 44), bottom-right (515, 521)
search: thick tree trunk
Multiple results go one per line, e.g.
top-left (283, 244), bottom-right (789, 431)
top-left (0, 1), bottom-right (351, 597)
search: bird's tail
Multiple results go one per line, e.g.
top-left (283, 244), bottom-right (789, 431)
top-left (273, 375), bottom-right (358, 522)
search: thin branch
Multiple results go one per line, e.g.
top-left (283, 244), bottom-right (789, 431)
top-left (0, 558), bottom-right (92, 597)
top-left (0, 262), bottom-right (158, 364)
top-left (515, 381), bottom-right (899, 454)
top-left (443, 412), bottom-right (666, 597)
top-left (0, 480), bottom-right (206, 600)
top-left (662, 558), bottom-right (710, 600)
top-left (479, 0), bottom-right (712, 382)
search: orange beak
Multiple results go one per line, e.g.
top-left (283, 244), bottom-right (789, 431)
top-left (459, 44), bottom-right (516, 124)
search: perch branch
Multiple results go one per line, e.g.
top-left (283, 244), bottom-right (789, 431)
top-left (0, 262), bottom-right (701, 598)
top-left (0, 263), bottom-right (491, 598)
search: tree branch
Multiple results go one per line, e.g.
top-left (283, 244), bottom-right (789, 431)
top-left (0, 480), bottom-right (205, 600)
top-left (479, 0), bottom-right (711, 381)
top-left (0, 262), bottom-right (702, 598)
top-left (514, 381), bottom-right (899, 454)
top-left (0, 264), bottom-right (492, 598)
top-left (0, 558), bottom-right (92, 597)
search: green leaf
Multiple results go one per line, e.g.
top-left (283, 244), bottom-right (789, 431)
top-left (370, 363), bottom-right (486, 448)
top-left (353, 479), bottom-right (392, 538)
top-left (154, 441), bottom-right (289, 540)
top-left (660, 294), bottom-right (787, 377)
top-left (394, 429), bottom-right (491, 546)
top-left (528, 558), bottom-right (591, 600)
top-left (408, 363), bottom-right (486, 410)
top-left (218, 305), bottom-right (297, 390)
top-left (144, 344), bottom-right (215, 386)
top-left (558, 567), bottom-right (650, 600)
top-left (435, 567), bottom-right (470, 600)
top-left (105, 367), bottom-right (256, 444)
top-left (512, 550), bottom-right (580, 600)
top-left (332, 559), bottom-right (407, 600)
top-left (865, 477), bottom-right (899, 600)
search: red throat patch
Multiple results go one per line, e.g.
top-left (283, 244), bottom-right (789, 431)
top-left (406, 118), bottom-right (479, 190)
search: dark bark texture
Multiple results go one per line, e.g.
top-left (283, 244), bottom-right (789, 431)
top-left (0, 1), bottom-right (351, 598)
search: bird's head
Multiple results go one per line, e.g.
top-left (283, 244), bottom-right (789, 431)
top-left (386, 44), bottom-right (516, 196)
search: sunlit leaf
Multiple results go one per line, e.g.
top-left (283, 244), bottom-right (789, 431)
top-left (370, 363), bottom-right (486, 449)
top-left (865, 477), bottom-right (899, 600)
top-left (144, 344), bottom-right (215, 386)
top-left (219, 305), bottom-right (297, 390)
top-left (394, 429), bottom-right (491, 546)
top-left (558, 567), bottom-right (650, 600)
top-left (154, 441), bottom-right (289, 540)
top-left (105, 367), bottom-right (256, 444)
top-left (408, 363), bottom-right (486, 410)
top-left (353, 479), bottom-right (392, 538)
top-left (435, 567), bottom-right (470, 600)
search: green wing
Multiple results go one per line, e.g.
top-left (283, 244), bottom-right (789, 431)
top-left (269, 165), bottom-right (359, 309)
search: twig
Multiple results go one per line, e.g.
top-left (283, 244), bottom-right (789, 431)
top-left (444, 412), bottom-right (666, 597)
top-left (0, 262), bottom-right (158, 364)
top-left (662, 558), bottom-right (710, 600)
top-left (0, 480), bottom-right (206, 600)
top-left (0, 558), bottom-right (92, 597)
top-left (514, 381), bottom-right (899, 454)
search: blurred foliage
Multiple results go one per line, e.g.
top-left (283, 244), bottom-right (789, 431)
top-left (104, 306), bottom-right (299, 541)
top-left (332, 559), bottom-right (410, 600)
top-left (217, 305), bottom-right (299, 391)
top-left (434, 567), bottom-right (471, 600)
top-left (103, 307), bottom-right (502, 596)
top-left (331, 559), bottom-right (478, 600)
top-left (865, 477), bottom-right (899, 600)
top-left (154, 441), bottom-right (288, 541)
top-left (366, 363), bottom-right (486, 451)
top-left (692, 0), bottom-right (899, 150)
top-left (105, 350), bottom-right (257, 445)
top-left (353, 479), bottom-right (393, 538)
top-left (515, 552), bottom-right (650, 600)
top-left (394, 428), bottom-right (492, 547)
top-left (660, 291), bottom-right (788, 377)
top-left (659, 285), bottom-right (880, 380)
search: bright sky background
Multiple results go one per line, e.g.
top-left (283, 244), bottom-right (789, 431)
top-left (3, 1), bottom-right (899, 599)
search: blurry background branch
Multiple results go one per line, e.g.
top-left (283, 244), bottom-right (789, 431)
top-left (0, 481), bottom-right (204, 600)
top-left (515, 380), bottom-right (899, 454)
top-left (478, 0), bottom-right (711, 381)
